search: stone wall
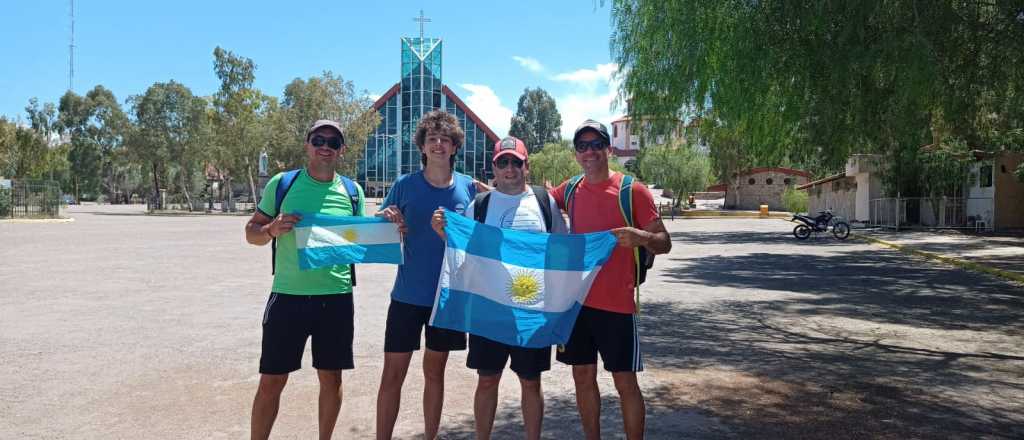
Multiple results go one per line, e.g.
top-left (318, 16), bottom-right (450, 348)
top-left (806, 176), bottom-right (857, 219)
top-left (727, 171), bottom-right (810, 210)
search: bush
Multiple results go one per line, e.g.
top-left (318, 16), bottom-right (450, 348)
top-left (782, 186), bottom-right (808, 213)
top-left (0, 188), bottom-right (10, 217)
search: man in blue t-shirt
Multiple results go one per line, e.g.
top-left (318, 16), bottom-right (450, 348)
top-left (375, 110), bottom-right (482, 440)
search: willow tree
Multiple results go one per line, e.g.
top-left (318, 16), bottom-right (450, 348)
top-left (611, 1), bottom-right (1024, 191)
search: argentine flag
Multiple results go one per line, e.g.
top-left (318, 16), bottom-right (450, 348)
top-left (430, 211), bottom-right (618, 348)
top-left (294, 213), bottom-right (403, 270)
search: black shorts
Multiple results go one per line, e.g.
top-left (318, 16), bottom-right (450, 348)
top-left (468, 335), bottom-right (551, 380)
top-left (383, 300), bottom-right (466, 353)
top-left (555, 306), bottom-right (643, 372)
top-left (259, 293), bottom-right (354, 375)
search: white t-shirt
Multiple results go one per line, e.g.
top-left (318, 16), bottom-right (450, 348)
top-left (464, 186), bottom-right (568, 234)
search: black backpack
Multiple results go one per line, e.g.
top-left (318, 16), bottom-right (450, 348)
top-left (472, 185), bottom-right (553, 232)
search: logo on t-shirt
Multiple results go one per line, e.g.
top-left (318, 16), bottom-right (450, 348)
top-left (454, 202), bottom-right (466, 214)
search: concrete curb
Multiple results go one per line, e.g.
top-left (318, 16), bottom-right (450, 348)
top-left (672, 211), bottom-right (792, 219)
top-left (853, 233), bottom-right (1024, 285)
top-left (0, 217), bottom-right (75, 224)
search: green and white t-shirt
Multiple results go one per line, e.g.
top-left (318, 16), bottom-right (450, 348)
top-left (257, 169), bottom-right (366, 295)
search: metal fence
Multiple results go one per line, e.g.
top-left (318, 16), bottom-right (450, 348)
top-left (870, 197), bottom-right (994, 231)
top-left (3, 179), bottom-right (63, 219)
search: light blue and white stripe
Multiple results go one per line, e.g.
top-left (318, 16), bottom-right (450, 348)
top-left (429, 211), bottom-right (617, 348)
top-left (294, 213), bottom-right (403, 270)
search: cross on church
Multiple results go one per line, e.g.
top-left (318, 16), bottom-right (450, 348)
top-left (413, 10), bottom-right (431, 40)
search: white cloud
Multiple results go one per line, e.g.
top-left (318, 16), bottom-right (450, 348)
top-left (459, 83), bottom-right (514, 137)
top-left (552, 63), bottom-right (619, 89)
top-left (552, 63), bottom-right (623, 139)
top-left (367, 93), bottom-right (381, 102)
top-left (512, 56), bottom-right (544, 73)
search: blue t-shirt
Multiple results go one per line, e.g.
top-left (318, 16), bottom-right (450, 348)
top-left (383, 170), bottom-right (477, 306)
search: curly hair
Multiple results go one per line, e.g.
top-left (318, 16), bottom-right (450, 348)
top-left (414, 110), bottom-right (465, 167)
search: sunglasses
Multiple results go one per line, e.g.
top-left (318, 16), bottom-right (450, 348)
top-left (574, 139), bottom-right (609, 153)
top-left (310, 135), bottom-right (343, 150)
top-left (494, 157), bottom-right (524, 169)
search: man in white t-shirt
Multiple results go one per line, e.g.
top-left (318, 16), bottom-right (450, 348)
top-left (431, 136), bottom-right (566, 440)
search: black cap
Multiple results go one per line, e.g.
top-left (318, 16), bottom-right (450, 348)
top-left (572, 119), bottom-right (610, 144)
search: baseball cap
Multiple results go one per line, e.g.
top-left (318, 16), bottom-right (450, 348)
top-left (306, 119), bottom-right (346, 145)
top-left (493, 136), bottom-right (528, 161)
top-left (572, 119), bottom-right (610, 144)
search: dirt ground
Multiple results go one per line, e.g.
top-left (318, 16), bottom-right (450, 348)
top-left (1, 204), bottom-right (1021, 439)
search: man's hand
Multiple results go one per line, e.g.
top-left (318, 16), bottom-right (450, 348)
top-left (430, 208), bottom-right (447, 240)
top-left (611, 227), bottom-right (651, 248)
top-left (473, 179), bottom-right (492, 194)
top-left (376, 204), bottom-right (408, 234)
top-left (266, 213), bottom-right (303, 238)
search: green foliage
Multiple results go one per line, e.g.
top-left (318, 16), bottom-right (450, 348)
top-left (508, 87), bottom-right (563, 152)
top-left (638, 143), bottom-right (712, 205)
top-left (612, 0), bottom-right (1024, 194)
top-left (127, 80), bottom-right (208, 200)
top-left (527, 141), bottom-right (580, 186)
top-left (0, 187), bottom-right (10, 217)
top-left (782, 186), bottom-right (809, 214)
top-left (269, 71), bottom-right (380, 177)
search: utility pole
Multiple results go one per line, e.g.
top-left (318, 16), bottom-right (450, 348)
top-left (69, 0), bottom-right (75, 92)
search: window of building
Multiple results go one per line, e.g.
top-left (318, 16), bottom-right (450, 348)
top-left (784, 178), bottom-right (792, 185)
top-left (613, 124), bottom-right (618, 137)
top-left (766, 178), bottom-right (774, 185)
top-left (980, 165), bottom-right (993, 188)
top-left (748, 178), bottom-right (756, 185)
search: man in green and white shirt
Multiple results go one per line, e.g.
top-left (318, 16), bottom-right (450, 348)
top-left (244, 119), bottom-right (365, 440)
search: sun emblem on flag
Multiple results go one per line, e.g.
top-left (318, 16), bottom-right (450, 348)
top-left (507, 270), bottom-right (543, 305)
top-left (341, 228), bottom-right (359, 243)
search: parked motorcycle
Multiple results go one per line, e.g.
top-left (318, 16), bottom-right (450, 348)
top-left (791, 209), bottom-right (851, 240)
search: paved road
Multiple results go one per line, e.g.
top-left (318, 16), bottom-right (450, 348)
top-left (1, 205), bottom-right (1021, 439)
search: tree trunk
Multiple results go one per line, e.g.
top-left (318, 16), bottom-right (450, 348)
top-left (247, 164), bottom-right (257, 211)
top-left (181, 170), bottom-right (193, 212)
top-left (151, 162), bottom-right (161, 209)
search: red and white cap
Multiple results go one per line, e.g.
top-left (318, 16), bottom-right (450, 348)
top-left (493, 136), bottom-right (528, 161)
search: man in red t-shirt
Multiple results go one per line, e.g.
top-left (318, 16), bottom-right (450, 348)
top-left (551, 119), bottom-right (672, 440)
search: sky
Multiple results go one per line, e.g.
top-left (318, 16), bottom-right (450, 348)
top-left (0, 0), bottom-right (625, 140)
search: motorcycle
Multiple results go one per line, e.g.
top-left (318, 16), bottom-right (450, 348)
top-left (791, 209), bottom-right (850, 240)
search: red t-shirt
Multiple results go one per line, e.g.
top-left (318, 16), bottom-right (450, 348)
top-left (551, 172), bottom-right (659, 314)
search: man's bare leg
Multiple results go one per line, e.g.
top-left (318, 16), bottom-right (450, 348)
top-left (317, 369), bottom-right (343, 440)
top-left (376, 352), bottom-right (412, 440)
top-left (520, 376), bottom-right (543, 440)
top-left (612, 372), bottom-right (645, 440)
top-left (473, 372), bottom-right (502, 439)
top-left (572, 364), bottom-right (601, 440)
top-left (251, 373), bottom-right (288, 440)
top-left (422, 348), bottom-right (450, 439)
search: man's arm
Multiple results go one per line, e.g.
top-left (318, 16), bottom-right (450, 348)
top-left (245, 211), bottom-right (302, 246)
top-left (610, 220), bottom-right (671, 255)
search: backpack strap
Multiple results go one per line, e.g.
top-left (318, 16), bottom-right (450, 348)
top-left (617, 174), bottom-right (643, 313)
top-left (473, 191), bottom-right (491, 223)
top-left (564, 174), bottom-right (584, 233)
top-left (271, 169), bottom-right (303, 275)
top-left (531, 185), bottom-right (553, 232)
top-left (338, 175), bottom-right (362, 217)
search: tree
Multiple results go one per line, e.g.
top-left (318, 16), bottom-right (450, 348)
top-left (639, 143), bottom-right (712, 207)
top-left (127, 81), bottom-right (207, 209)
top-left (210, 47), bottom-right (276, 208)
top-left (527, 140), bottom-right (627, 187)
top-left (269, 71), bottom-right (380, 177)
top-left (508, 88), bottom-right (562, 152)
top-left (611, 1), bottom-right (1024, 192)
